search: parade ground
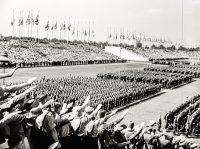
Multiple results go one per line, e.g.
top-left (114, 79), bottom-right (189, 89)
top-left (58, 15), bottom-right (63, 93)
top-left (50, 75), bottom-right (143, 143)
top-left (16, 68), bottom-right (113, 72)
top-left (3, 61), bottom-right (200, 125)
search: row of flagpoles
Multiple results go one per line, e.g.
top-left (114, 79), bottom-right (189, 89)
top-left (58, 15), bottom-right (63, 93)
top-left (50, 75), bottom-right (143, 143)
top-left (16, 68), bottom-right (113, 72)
top-left (10, 10), bottom-right (184, 48)
top-left (10, 10), bottom-right (95, 42)
top-left (11, 10), bottom-right (39, 40)
top-left (106, 28), bottom-right (177, 48)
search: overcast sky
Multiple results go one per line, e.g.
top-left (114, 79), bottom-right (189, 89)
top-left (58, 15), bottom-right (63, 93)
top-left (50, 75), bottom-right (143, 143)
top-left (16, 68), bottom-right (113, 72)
top-left (0, 0), bottom-right (199, 46)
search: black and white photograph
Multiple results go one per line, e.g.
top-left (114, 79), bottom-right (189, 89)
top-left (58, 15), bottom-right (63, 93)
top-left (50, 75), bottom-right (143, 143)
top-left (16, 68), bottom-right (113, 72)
top-left (0, 0), bottom-right (200, 148)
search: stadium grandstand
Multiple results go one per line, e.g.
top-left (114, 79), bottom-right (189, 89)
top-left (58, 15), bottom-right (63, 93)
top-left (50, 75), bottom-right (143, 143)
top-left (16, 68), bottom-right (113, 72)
top-left (1, 0), bottom-right (200, 148)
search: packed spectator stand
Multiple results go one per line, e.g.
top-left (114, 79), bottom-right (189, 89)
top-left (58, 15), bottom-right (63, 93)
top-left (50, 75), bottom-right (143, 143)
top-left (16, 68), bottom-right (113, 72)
top-left (0, 39), bottom-right (126, 68)
top-left (126, 47), bottom-right (200, 61)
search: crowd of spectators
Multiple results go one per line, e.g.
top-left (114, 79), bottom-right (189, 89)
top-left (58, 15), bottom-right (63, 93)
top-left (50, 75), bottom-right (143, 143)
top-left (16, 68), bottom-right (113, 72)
top-left (126, 47), bottom-right (200, 61)
top-left (1, 67), bottom-right (200, 149)
top-left (0, 40), bottom-right (125, 68)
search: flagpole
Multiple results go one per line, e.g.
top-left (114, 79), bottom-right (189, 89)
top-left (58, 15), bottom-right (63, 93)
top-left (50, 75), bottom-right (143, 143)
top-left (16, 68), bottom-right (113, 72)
top-left (84, 21), bottom-right (87, 42)
top-left (67, 17), bottom-right (70, 44)
top-left (76, 21), bottom-right (79, 41)
top-left (30, 10), bottom-right (33, 39)
top-left (73, 20), bottom-right (76, 42)
top-left (27, 11), bottom-right (30, 38)
top-left (36, 11), bottom-right (39, 42)
top-left (88, 21), bottom-right (90, 43)
top-left (60, 17), bottom-right (61, 40)
top-left (12, 10), bottom-right (15, 38)
top-left (18, 10), bottom-right (21, 39)
top-left (47, 16), bottom-right (49, 40)
top-left (52, 17), bottom-right (54, 40)
top-left (81, 22), bottom-right (83, 42)
top-left (92, 21), bottom-right (94, 42)
top-left (55, 16), bottom-right (57, 39)
top-left (64, 17), bottom-right (66, 43)
top-left (21, 10), bottom-right (24, 38)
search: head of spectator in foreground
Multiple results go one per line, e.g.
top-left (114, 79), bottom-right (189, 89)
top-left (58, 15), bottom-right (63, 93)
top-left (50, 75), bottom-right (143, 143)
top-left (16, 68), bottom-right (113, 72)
top-left (114, 124), bottom-right (127, 132)
top-left (128, 121), bottom-right (134, 129)
top-left (38, 93), bottom-right (49, 104)
top-left (53, 102), bottom-right (62, 114)
top-left (82, 106), bottom-right (94, 117)
top-left (97, 109), bottom-right (106, 119)
top-left (37, 93), bottom-right (52, 110)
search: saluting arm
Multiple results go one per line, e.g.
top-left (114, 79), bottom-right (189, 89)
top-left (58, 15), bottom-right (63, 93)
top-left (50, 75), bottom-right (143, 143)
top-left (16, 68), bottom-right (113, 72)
top-left (5, 77), bottom-right (37, 93)
top-left (30, 99), bottom-right (53, 114)
top-left (4, 86), bottom-right (36, 108)
top-left (0, 67), bottom-right (19, 79)
top-left (88, 104), bottom-right (102, 119)
top-left (75, 94), bottom-right (90, 112)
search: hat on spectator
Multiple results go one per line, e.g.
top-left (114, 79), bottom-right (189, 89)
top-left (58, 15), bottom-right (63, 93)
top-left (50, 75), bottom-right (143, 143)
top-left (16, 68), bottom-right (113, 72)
top-left (85, 106), bottom-right (94, 114)
top-left (114, 124), bottom-right (127, 131)
top-left (97, 109), bottom-right (106, 118)
top-left (23, 99), bottom-right (34, 111)
top-left (54, 102), bottom-right (62, 109)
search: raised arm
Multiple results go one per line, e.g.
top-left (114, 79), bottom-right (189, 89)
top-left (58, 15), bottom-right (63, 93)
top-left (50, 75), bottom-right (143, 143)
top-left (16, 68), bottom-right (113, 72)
top-left (106, 109), bottom-right (129, 128)
top-left (105, 109), bottom-right (118, 121)
top-left (0, 66), bottom-right (19, 79)
top-left (88, 104), bottom-right (102, 120)
top-left (4, 77), bottom-right (37, 93)
top-left (60, 102), bottom-right (73, 115)
top-left (30, 99), bottom-right (54, 114)
top-left (6, 86), bottom-right (36, 107)
top-left (73, 94), bottom-right (90, 112)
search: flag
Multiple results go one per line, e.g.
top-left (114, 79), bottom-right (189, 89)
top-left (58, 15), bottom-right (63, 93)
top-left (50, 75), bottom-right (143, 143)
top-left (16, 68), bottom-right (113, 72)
top-left (18, 17), bottom-right (23, 26)
top-left (11, 18), bottom-right (15, 26)
top-left (132, 34), bottom-right (135, 40)
top-left (21, 17), bottom-right (23, 25)
top-left (88, 27), bottom-right (91, 38)
top-left (63, 22), bottom-right (66, 30)
top-left (109, 33), bottom-right (112, 39)
top-left (45, 20), bottom-right (49, 31)
top-left (68, 24), bottom-right (71, 31)
top-left (54, 22), bottom-right (57, 30)
top-left (60, 23), bottom-right (63, 30)
top-left (51, 24), bottom-right (54, 30)
top-left (84, 30), bottom-right (87, 36)
top-left (92, 29), bottom-right (94, 37)
top-left (26, 12), bottom-right (31, 25)
top-left (115, 32), bottom-right (118, 40)
top-left (35, 14), bottom-right (39, 25)
top-left (76, 26), bottom-right (79, 38)
top-left (31, 14), bottom-right (35, 25)
top-left (72, 27), bottom-right (75, 35)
